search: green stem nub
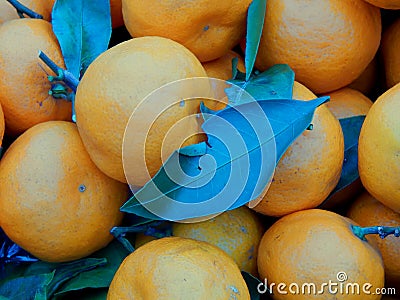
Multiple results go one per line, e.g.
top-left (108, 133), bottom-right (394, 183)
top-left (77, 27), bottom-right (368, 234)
top-left (352, 225), bottom-right (400, 241)
top-left (38, 51), bottom-right (80, 123)
top-left (6, 0), bottom-right (43, 19)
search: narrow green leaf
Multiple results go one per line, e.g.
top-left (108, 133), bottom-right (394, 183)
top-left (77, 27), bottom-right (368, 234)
top-left (52, 0), bottom-right (111, 78)
top-left (121, 97), bottom-right (329, 220)
top-left (54, 241), bottom-right (129, 296)
top-left (227, 64), bottom-right (295, 105)
top-left (0, 272), bottom-right (54, 300)
top-left (245, 0), bottom-right (267, 80)
top-left (323, 115), bottom-right (365, 202)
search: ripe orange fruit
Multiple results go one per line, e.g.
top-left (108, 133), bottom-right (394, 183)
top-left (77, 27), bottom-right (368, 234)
top-left (75, 36), bottom-right (207, 185)
top-left (0, 0), bottom-right (55, 23)
top-left (0, 18), bottom-right (71, 136)
top-left (0, 121), bottom-right (128, 262)
top-left (108, 237), bottom-right (250, 299)
top-left (324, 87), bottom-right (373, 119)
top-left (381, 18), bottom-right (400, 89)
top-left (258, 209), bottom-right (384, 300)
top-left (348, 191), bottom-right (400, 287)
top-left (348, 57), bottom-right (378, 96)
top-left (110, 0), bottom-right (123, 28)
top-left (359, 82), bottom-right (400, 213)
top-left (255, 0), bottom-right (381, 94)
top-left (363, 0), bottom-right (400, 9)
top-left (121, 0), bottom-right (253, 62)
top-left (202, 50), bottom-right (246, 80)
top-left (136, 207), bottom-right (265, 276)
top-left (253, 81), bottom-right (344, 217)
top-left (0, 104), bottom-right (4, 147)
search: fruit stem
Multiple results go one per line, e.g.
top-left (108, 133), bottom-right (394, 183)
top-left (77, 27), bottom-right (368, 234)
top-left (351, 225), bottom-right (400, 241)
top-left (38, 51), bottom-right (79, 92)
top-left (110, 221), bottom-right (170, 253)
top-left (38, 51), bottom-right (79, 122)
top-left (6, 0), bottom-right (43, 19)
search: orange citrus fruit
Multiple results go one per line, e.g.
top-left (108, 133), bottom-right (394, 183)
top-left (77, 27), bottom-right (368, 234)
top-left (75, 36), bottom-right (207, 185)
top-left (348, 57), bottom-right (378, 96)
top-left (324, 87), bottom-right (373, 119)
top-left (255, 0), bottom-right (381, 94)
top-left (110, 0), bottom-right (123, 28)
top-left (202, 50), bottom-right (246, 80)
top-left (253, 81), bottom-right (344, 217)
top-left (348, 191), bottom-right (400, 287)
top-left (359, 82), bottom-right (400, 213)
top-left (363, 0), bottom-right (400, 9)
top-left (381, 18), bottom-right (400, 89)
top-left (258, 209), bottom-right (384, 300)
top-left (108, 237), bottom-right (250, 299)
top-left (0, 104), bottom-right (4, 147)
top-left (0, 0), bottom-right (55, 24)
top-left (121, 0), bottom-right (253, 62)
top-left (135, 207), bottom-right (265, 276)
top-left (0, 18), bottom-right (71, 136)
top-left (0, 121), bottom-right (128, 262)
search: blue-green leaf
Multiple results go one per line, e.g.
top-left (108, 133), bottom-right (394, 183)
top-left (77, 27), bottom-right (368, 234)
top-left (227, 65), bottom-right (295, 106)
top-left (121, 97), bottom-right (329, 221)
top-left (323, 115), bottom-right (365, 203)
top-left (52, 0), bottom-right (111, 78)
top-left (54, 241), bottom-right (129, 296)
top-left (0, 272), bottom-right (54, 300)
top-left (245, 0), bottom-right (267, 80)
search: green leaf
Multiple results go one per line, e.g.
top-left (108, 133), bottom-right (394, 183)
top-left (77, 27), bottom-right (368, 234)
top-left (0, 272), bottom-right (54, 300)
top-left (54, 241), bottom-right (129, 296)
top-left (111, 222), bottom-right (172, 253)
top-left (121, 97), bottom-right (329, 221)
top-left (227, 65), bottom-right (295, 106)
top-left (27, 258), bottom-right (107, 298)
top-left (323, 115), bottom-right (365, 202)
top-left (245, 0), bottom-right (267, 80)
top-left (52, 0), bottom-right (111, 78)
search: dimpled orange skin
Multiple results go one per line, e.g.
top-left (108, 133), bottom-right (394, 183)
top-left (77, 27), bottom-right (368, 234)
top-left (172, 207), bottom-right (264, 276)
top-left (0, 19), bottom-right (71, 136)
top-left (382, 18), bottom-right (400, 89)
top-left (0, 121), bottom-right (128, 262)
top-left (348, 191), bottom-right (400, 286)
top-left (324, 87), bottom-right (373, 119)
top-left (121, 0), bottom-right (253, 62)
top-left (0, 0), bottom-right (55, 23)
top-left (0, 104), bottom-right (4, 147)
top-left (253, 82), bottom-right (344, 217)
top-left (359, 82), bottom-right (400, 213)
top-left (255, 0), bottom-right (381, 94)
top-left (75, 36), bottom-right (207, 184)
top-left (258, 209), bottom-right (384, 300)
top-left (107, 237), bottom-right (250, 300)
top-left (363, 0), bottom-right (400, 9)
